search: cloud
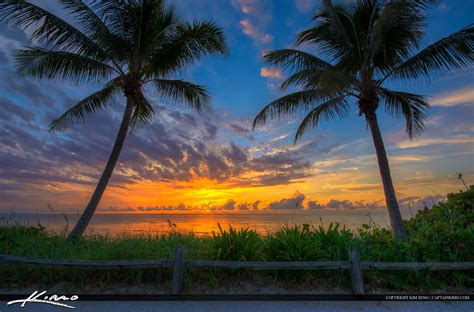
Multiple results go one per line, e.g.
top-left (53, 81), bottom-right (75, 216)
top-left (260, 66), bottom-right (283, 91)
top-left (237, 202), bottom-right (250, 210)
top-left (95, 192), bottom-right (446, 213)
top-left (398, 194), bottom-right (446, 210)
top-left (260, 67), bottom-right (283, 79)
top-left (239, 19), bottom-right (273, 45)
top-left (240, 19), bottom-right (257, 36)
top-left (232, 0), bottom-right (270, 18)
top-left (100, 198), bottom-right (256, 212)
top-left (251, 200), bottom-right (261, 210)
top-left (430, 88), bottom-right (474, 107)
top-left (306, 200), bottom-right (324, 210)
top-left (232, 0), bottom-right (276, 91)
top-left (233, 0), bottom-right (273, 49)
top-left (398, 135), bottom-right (474, 149)
top-left (0, 80), bottom-right (322, 210)
top-left (0, 97), bottom-right (35, 122)
top-left (232, 0), bottom-right (258, 14)
top-left (326, 199), bottom-right (367, 210)
top-left (389, 155), bottom-right (433, 163)
top-left (222, 199), bottom-right (236, 210)
top-left (228, 121), bottom-right (254, 141)
top-left (267, 191), bottom-right (305, 210)
top-left (100, 206), bottom-right (135, 212)
top-left (0, 31), bottom-right (23, 61)
top-left (271, 133), bottom-right (290, 142)
top-left (295, 0), bottom-right (316, 12)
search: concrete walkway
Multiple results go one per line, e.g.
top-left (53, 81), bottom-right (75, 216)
top-left (1, 300), bottom-right (473, 312)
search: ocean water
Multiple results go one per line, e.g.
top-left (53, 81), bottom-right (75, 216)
top-left (0, 209), bottom-right (411, 236)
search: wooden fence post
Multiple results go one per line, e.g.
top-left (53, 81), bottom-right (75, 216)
top-left (348, 249), bottom-right (364, 294)
top-left (171, 245), bottom-right (184, 294)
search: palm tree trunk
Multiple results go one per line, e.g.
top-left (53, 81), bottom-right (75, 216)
top-left (67, 99), bottom-right (134, 240)
top-left (365, 110), bottom-right (407, 240)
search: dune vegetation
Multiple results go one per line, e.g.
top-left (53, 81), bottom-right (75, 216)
top-left (1, 186), bottom-right (472, 292)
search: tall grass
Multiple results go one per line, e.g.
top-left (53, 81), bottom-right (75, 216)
top-left (208, 223), bottom-right (261, 261)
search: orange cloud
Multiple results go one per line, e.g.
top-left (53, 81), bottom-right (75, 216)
top-left (240, 19), bottom-right (257, 36)
top-left (430, 87), bottom-right (474, 107)
top-left (397, 135), bottom-right (474, 149)
top-left (240, 19), bottom-right (273, 45)
top-left (234, 0), bottom-right (273, 48)
top-left (260, 67), bottom-right (283, 79)
top-left (233, 0), bottom-right (260, 14)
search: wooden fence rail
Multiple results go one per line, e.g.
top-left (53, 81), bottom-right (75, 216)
top-left (1, 246), bottom-right (473, 295)
top-left (183, 259), bottom-right (351, 269)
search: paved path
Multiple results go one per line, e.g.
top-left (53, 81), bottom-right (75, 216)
top-left (1, 300), bottom-right (473, 312)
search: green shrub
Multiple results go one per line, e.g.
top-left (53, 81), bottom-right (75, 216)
top-left (312, 222), bottom-right (354, 260)
top-left (208, 223), bottom-right (262, 261)
top-left (264, 223), bottom-right (353, 261)
top-left (265, 224), bottom-right (318, 261)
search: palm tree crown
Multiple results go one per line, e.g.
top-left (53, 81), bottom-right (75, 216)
top-left (1, 0), bottom-right (228, 130)
top-left (255, 0), bottom-right (472, 141)
top-left (253, 0), bottom-right (473, 239)
top-left (0, 0), bottom-right (228, 238)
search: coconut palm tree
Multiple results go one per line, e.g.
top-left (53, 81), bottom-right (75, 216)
top-left (0, 0), bottom-right (227, 239)
top-left (253, 0), bottom-right (473, 240)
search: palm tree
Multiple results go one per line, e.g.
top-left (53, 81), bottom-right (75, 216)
top-left (253, 0), bottom-right (473, 240)
top-left (0, 0), bottom-right (227, 239)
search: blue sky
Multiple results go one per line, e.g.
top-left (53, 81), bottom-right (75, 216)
top-left (0, 0), bottom-right (473, 213)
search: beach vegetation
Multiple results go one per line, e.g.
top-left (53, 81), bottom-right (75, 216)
top-left (1, 186), bottom-right (472, 291)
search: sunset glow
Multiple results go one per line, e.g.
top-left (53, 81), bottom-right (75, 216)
top-left (0, 0), bottom-right (472, 216)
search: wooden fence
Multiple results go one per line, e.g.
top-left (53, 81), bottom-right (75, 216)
top-left (1, 246), bottom-right (473, 295)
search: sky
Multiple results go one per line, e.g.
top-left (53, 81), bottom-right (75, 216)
top-left (0, 0), bottom-right (473, 214)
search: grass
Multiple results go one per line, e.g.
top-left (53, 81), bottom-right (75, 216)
top-left (208, 223), bottom-right (262, 261)
top-left (0, 186), bottom-right (473, 292)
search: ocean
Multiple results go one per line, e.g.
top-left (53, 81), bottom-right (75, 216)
top-left (0, 209), bottom-right (411, 236)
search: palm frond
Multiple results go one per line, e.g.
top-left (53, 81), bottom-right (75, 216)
top-left (253, 89), bottom-right (337, 129)
top-left (14, 47), bottom-right (117, 84)
top-left (297, 0), bottom-right (357, 63)
top-left (263, 49), bottom-right (333, 72)
top-left (151, 79), bottom-right (210, 111)
top-left (295, 96), bottom-right (349, 143)
top-left (306, 0), bottom-right (353, 48)
top-left (86, 0), bottom-right (131, 43)
top-left (280, 68), bottom-right (356, 94)
top-left (59, 0), bottom-right (110, 38)
top-left (58, 0), bottom-right (129, 68)
top-left (367, 0), bottom-right (438, 70)
top-left (129, 91), bottom-right (154, 129)
top-left (384, 24), bottom-right (474, 81)
top-left (133, 0), bottom-right (181, 59)
top-left (100, 0), bottom-right (135, 38)
top-left (370, 1), bottom-right (436, 46)
top-left (378, 87), bottom-right (429, 139)
top-left (0, 0), bottom-right (104, 57)
top-left (49, 78), bottom-right (123, 131)
top-left (144, 21), bottom-right (228, 77)
top-left (280, 69), bottom-right (319, 91)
